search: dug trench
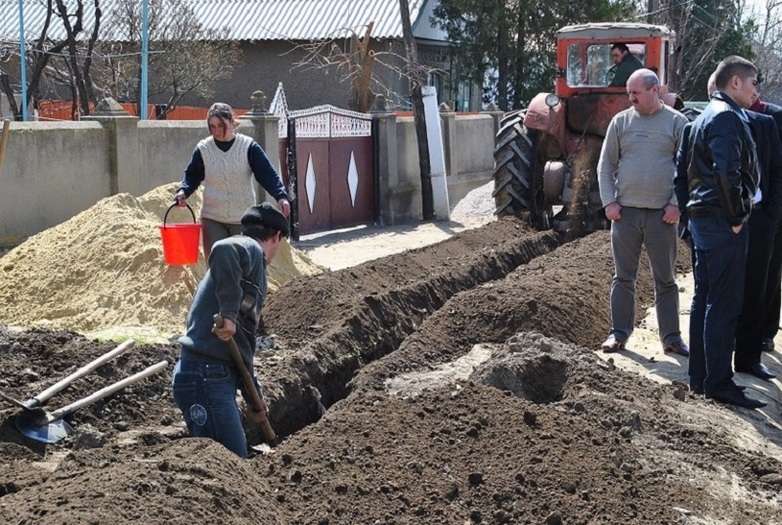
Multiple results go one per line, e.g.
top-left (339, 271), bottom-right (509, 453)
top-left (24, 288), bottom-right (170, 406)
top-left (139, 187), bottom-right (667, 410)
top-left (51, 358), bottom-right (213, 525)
top-left (1, 218), bottom-right (781, 524)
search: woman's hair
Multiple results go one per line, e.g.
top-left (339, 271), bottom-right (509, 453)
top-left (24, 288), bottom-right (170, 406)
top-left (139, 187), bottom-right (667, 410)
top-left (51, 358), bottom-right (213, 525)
top-left (207, 102), bottom-right (235, 125)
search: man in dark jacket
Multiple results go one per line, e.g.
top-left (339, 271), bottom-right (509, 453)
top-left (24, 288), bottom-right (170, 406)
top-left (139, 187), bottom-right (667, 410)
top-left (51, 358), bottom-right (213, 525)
top-left (172, 202), bottom-right (289, 457)
top-left (755, 99), bottom-right (782, 353)
top-left (608, 43), bottom-right (644, 87)
top-left (734, 97), bottom-right (782, 381)
top-left (678, 56), bottom-right (764, 408)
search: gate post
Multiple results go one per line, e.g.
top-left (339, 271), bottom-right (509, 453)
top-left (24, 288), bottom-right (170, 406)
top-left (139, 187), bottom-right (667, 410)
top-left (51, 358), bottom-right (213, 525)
top-left (422, 86), bottom-right (450, 220)
top-left (439, 102), bottom-right (458, 203)
top-left (371, 95), bottom-right (397, 225)
top-left (82, 98), bottom-right (139, 196)
top-left (286, 117), bottom-right (299, 241)
top-left (239, 90), bottom-right (281, 205)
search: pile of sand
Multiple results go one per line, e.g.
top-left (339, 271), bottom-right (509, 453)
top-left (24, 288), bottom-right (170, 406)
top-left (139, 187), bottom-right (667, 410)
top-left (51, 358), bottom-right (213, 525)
top-left (0, 183), bottom-right (323, 341)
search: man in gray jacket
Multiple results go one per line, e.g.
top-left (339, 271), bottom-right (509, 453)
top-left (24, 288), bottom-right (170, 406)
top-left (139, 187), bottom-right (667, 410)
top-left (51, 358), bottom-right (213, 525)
top-left (172, 202), bottom-right (288, 457)
top-left (597, 69), bottom-right (689, 356)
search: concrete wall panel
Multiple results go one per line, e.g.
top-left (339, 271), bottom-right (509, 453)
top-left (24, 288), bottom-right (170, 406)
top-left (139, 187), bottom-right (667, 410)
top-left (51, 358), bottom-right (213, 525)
top-left (0, 122), bottom-right (108, 244)
top-left (0, 110), bottom-right (497, 244)
top-left (138, 121), bottom-right (207, 196)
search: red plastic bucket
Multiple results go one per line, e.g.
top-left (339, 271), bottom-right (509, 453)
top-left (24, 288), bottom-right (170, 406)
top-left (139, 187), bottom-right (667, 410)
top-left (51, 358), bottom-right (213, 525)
top-left (158, 204), bottom-right (201, 265)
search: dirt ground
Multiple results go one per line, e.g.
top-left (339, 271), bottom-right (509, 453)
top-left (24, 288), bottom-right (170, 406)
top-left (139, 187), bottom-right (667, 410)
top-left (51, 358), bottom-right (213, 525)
top-left (1, 193), bottom-right (782, 524)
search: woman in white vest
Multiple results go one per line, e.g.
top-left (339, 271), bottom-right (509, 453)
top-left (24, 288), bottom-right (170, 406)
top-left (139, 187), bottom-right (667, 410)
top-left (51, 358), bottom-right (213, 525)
top-left (173, 103), bottom-right (290, 259)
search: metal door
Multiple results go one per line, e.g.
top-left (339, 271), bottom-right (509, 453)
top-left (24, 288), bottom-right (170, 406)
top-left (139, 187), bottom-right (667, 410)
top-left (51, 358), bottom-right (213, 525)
top-left (278, 105), bottom-right (374, 236)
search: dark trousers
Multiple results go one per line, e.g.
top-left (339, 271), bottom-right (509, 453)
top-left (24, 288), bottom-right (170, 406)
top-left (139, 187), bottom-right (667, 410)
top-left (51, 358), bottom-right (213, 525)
top-left (735, 208), bottom-right (776, 368)
top-left (688, 217), bottom-right (748, 396)
top-left (763, 219), bottom-right (782, 341)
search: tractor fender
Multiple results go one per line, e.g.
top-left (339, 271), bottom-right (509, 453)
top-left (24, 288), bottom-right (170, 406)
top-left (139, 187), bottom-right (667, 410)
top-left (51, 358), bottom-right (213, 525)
top-left (523, 93), bottom-right (565, 138)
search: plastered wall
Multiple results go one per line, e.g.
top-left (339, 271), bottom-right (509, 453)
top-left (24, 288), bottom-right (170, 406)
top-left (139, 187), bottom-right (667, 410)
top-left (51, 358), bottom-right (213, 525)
top-left (0, 107), bottom-right (500, 245)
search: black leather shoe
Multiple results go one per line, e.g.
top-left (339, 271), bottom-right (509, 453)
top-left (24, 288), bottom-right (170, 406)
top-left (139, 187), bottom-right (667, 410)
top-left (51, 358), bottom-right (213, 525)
top-left (691, 385), bottom-right (746, 396)
top-left (706, 388), bottom-right (767, 409)
top-left (762, 338), bottom-right (775, 352)
top-left (736, 362), bottom-right (777, 381)
top-left (664, 340), bottom-right (690, 357)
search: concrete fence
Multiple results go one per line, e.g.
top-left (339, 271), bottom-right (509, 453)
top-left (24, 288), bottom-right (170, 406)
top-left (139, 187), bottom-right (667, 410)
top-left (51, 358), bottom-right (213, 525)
top-left (0, 98), bottom-right (503, 245)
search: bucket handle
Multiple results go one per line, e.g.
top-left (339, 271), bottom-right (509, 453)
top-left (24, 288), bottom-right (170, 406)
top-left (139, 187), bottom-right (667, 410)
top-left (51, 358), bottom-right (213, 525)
top-left (163, 203), bottom-right (196, 227)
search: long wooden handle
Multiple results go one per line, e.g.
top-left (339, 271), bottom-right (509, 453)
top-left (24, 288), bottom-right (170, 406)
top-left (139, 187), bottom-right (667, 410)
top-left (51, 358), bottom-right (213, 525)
top-left (214, 315), bottom-right (277, 445)
top-left (47, 360), bottom-right (169, 422)
top-left (28, 339), bottom-right (136, 408)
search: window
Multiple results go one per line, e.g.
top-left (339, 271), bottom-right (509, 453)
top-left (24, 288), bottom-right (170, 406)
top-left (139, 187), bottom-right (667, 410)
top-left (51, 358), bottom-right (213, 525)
top-left (566, 43), bottom-right (646, 87)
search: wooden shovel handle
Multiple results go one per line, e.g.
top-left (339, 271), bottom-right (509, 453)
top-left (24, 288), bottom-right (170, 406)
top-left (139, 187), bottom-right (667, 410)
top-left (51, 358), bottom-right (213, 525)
top-left (47, 360), bottom-right (169, 422)
top-left (29, 339), bottom-right (136, 408)
top-left (213, 314), bottom-right (277, 445)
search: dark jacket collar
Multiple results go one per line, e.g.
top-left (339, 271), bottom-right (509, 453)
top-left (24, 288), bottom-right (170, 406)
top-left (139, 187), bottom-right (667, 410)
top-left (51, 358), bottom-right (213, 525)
top-left (710, 91), bottom-right (742, 112)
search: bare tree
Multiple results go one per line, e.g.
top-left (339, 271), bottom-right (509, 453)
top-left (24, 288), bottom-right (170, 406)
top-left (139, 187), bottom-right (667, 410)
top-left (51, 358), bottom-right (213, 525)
top-left (652, 0), bottom-right (755, 101)
top-left (286, 10), bottom-right (439, 219)
top-left (289, 21), bottom-right (439, 113)
top-left (399, 0), bottom-right (434, 220)
top-left (1, 0), bottom-right (75, 119)
top-left (50, 0), bottom-right (101, 116)
top-left (100, 0), bottom-right (240, 118)
top-left (747, 0), bottom-right (782, 101)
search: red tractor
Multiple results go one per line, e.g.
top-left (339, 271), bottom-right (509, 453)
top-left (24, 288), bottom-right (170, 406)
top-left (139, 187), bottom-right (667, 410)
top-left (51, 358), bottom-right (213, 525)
top-left (492, 22), bottom-right (682, 233)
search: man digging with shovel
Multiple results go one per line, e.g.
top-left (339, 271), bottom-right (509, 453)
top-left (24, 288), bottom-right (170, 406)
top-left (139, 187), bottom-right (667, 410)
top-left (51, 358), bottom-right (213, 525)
top-left (172, 202), bottom-right (287, 457)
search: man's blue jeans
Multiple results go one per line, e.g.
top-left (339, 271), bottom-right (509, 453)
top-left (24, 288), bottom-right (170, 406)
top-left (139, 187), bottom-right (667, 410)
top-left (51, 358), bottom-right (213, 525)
top-left (172, 358), bottom-right (249, 458)
top-left (688, 217), bottom-right (748, 396)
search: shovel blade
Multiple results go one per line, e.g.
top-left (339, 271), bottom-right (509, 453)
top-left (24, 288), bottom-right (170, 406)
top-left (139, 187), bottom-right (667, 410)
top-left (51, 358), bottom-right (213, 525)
top-left (15, 410), bottom-right (72, 444)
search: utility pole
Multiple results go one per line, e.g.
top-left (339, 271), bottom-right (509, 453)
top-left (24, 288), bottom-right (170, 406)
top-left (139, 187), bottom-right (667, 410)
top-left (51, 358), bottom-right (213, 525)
top-left (17, 0), bottom-right (28, 121)
top-left (399, 0), bottom-right (434, 220)
top-left (140, 0), bottom-right (149, 119)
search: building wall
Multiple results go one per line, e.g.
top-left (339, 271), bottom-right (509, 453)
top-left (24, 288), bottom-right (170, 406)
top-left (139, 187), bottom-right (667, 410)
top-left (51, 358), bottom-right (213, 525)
top-left (177, 40), bottom-right (471, 113)
top-left (0, 107), bottom-right (500, 245)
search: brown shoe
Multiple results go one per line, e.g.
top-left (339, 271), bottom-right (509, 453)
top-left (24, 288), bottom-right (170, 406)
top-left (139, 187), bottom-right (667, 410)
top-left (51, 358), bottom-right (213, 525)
top-left (664, 340), bottom-right (690, 357)
top-left (601, 334), bottom-right (624, 353)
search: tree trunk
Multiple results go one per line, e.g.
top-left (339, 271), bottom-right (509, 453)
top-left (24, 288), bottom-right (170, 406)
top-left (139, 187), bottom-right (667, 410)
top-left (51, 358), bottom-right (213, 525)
top-left (399, 0), bottom-right (434, 220)
top-left (0, 74), bottom-right (19, 120)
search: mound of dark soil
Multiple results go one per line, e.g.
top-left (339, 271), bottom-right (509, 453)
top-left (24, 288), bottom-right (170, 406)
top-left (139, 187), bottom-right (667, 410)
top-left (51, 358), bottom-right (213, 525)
top-left (2, 218), bottom-right (780, 525)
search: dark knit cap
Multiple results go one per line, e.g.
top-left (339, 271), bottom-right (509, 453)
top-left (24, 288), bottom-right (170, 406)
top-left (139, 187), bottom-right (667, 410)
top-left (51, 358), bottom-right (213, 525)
top-left (241, 202), bottom-right (289, 238)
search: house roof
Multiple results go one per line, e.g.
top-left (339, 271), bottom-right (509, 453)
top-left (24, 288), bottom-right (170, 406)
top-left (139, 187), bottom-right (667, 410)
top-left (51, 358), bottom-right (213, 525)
top-left (0, 0), bottom-right (446, 43)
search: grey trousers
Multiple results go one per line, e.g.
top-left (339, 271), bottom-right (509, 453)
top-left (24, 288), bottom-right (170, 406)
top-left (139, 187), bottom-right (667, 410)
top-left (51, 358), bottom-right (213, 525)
top-left (202, 218), bottom-right (242, 261)
top-left (609, 207), bottom-right (681, 346)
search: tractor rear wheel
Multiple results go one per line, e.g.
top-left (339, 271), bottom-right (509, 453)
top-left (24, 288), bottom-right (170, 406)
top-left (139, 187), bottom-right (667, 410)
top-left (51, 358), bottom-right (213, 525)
top-left (491, 110), bottom-right (548, 229)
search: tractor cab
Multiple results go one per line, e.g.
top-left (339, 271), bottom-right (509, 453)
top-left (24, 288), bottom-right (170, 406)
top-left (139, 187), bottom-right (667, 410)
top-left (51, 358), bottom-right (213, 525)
top-left (555, 22), bottom-right (677, 97)
top-left (493, 22), bottom-right (680, 233)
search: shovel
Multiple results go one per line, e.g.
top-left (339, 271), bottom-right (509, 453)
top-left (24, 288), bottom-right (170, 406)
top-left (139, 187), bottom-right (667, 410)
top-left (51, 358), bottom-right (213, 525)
top-left (13, 339), bottom-right (136, 411)
top-left (15, 360), bottom-right (170, 443)
top-left (0, 340), bottom-right (136, 426)
top-left (213, 314), bottom-right (277, 446)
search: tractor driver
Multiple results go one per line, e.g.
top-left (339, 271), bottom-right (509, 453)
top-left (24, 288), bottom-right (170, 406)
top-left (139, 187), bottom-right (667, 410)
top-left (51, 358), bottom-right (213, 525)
top-left (608, 43), bottom-right (644, 87)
